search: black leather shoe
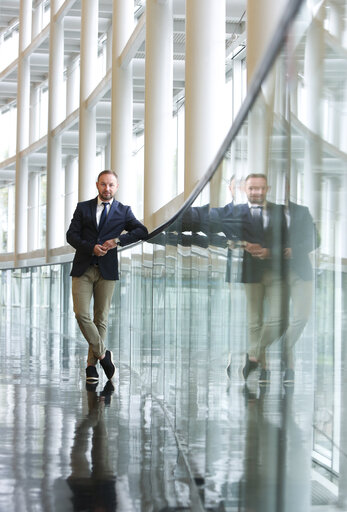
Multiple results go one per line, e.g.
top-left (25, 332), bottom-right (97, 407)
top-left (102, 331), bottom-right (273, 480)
top-left (242, 354), bottom-right (258, 380)
top-left (86, 365), bottom-right (99, 382)
top-left (283, 368), bottom-right (295, 386)
top-left (85, 382), bottom-right (98, 392)
top-left (100, 350), bottom-right (115, 380)
top-left (100, 381), bottom-right (115, 406)
top-left (258, 368), bottom-right (270, 385)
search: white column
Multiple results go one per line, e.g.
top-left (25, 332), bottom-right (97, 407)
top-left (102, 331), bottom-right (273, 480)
top-left (46, 0), bottom-right (65, 256)
top-left (246, 0), bottom-right (287, 85)
top-left (339, 174), bottom-right (347, 259)
top-left (184, 0), bottom-right (225, 200)
top-left (105, 134), bottom-right (111, 169)
top-left (27, 173), bottom-right (39, 252)
top-left (15, 0), bottom-right (32, 260)
top-left (111, 0), bottom-right (134, 205)
top-left (7, 186), bottom-right (15, 252)
top-left (29, 86), bottom-right (40, 144)
top-left (32, 2), bottom-right (43, 38)
top-left (64, 156), bottom-right (78, 235)
top-left (106, 24), bottom-right (113, 71)
top-left (246, 0), bottom-right (286, 178)
top-left (329, 2), bottom-right (344, 150)
top-left (321, 178), bottom-right (336, 257)
top-left (143, 0), bottom-right (173, 225)
top-left (303, 9), bottom-right (324, 219)
top-left (79, 0), bottom-right (98, 200)
top-left (66, 58), bottom-right (79, 116)
top-left (330, 1), bottom-right (344, 39)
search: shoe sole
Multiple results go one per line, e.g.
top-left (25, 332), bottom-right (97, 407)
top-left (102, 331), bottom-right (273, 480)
top-left (86, 376), bottom-right (99, 382)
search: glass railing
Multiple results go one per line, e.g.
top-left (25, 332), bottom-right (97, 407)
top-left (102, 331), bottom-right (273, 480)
top-left (1, 0), bottom-right (347, 509)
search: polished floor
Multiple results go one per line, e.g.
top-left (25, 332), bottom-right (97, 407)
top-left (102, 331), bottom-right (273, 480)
top-left (0, 305), bottom-right (344, 511)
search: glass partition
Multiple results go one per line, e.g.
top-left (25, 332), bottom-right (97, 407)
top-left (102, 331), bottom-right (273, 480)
top-left (0, 0), bottom-right (347, 510)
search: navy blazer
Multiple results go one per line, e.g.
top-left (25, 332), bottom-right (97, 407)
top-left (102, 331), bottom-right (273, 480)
top-left (217, 201), bottom-right (286, 283)
top-left (66, 197), bottom-right (148, 280)
top-left (285, 201), bottom-right (319, 281)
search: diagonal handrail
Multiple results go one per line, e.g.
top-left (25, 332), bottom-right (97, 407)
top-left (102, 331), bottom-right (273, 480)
top-left (124, 0), bottom-right (305, 247)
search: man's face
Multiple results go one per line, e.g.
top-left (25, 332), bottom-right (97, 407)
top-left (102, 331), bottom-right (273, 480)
top-left (96, 173), bottom-right (119, 201)
top-left (245, 177), bottom-right (268, 205)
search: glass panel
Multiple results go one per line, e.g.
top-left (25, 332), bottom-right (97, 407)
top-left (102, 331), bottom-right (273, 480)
top-left (0, 0), bottom-right (347, 509)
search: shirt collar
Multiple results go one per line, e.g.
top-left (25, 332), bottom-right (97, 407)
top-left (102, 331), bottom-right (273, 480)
top-left (248, 200), bottom-right (267, 209)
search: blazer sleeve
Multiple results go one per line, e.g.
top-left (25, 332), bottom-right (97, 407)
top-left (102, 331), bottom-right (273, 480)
top-left (66, 204), bottom-right (95, 255)
top-left (118, 207), bottom-right (148, 247)
top-left (290, 206), bottom-right (320, 258)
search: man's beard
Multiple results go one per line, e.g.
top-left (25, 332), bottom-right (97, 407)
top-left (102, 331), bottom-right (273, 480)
top-left (100, 192), bottom-right (113, 200)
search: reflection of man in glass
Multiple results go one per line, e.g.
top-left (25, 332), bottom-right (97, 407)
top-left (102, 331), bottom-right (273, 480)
top-left (282, 198), bottom-right (319, 385)
top-left (218, 174), bottom-right (286, 384)
top-left (66, 382), bottom-right (116, 511)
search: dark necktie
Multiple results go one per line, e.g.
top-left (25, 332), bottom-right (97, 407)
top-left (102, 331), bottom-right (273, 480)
top-left (251, 206), bottom-right (263, 228)
top-left (98, 202), bottom-right (109, 232)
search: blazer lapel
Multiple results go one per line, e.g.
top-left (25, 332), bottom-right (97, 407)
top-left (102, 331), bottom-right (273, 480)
top-left (90, 197), bottom-right (98, 231)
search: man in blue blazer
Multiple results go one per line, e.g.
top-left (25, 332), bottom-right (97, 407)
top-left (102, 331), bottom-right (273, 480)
top-left (66, 170), bottom-right (148, 384)
top-left (217, 174), bottom-right (287, 384)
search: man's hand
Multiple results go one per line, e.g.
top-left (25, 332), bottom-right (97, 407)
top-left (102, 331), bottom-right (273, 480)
top-left (245, 243), bottom-right (270, 260)
top-left (93, 244), bottom-right (108, 257)
top-left (101, 239), bottom-right (118, 251)
top-left (284, 248), bottom-right (292, 259)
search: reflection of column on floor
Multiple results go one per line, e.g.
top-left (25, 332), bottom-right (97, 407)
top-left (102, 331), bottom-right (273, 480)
top-left (279, 392), bottom-right (311, 511)
top-left (240, 392), bottom-right (311, 511)
top-left (241, 393), bottom-right (279, 511)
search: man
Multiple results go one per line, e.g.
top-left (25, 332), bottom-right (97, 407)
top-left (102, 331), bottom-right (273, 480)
top-left (66, 170), bottom-right (148, 384)
top-left (218, 173), bottom-right (286, 384)
top-left (281, 199), bottom-right (319, 385)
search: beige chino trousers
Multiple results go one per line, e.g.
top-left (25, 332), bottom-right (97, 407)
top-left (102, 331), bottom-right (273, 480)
top-left (72, 266), bottom-right (116, 366)
top-left (244, 270), bottom-right (286, 368)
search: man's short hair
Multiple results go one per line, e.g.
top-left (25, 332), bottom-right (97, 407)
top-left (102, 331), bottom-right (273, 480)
top-left (97, 170), bottom-right (118, 181)
top-left (245, 173), bottom-right (267, 182)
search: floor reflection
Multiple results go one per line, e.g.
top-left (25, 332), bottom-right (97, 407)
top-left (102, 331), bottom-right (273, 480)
top-left (0, 306), bottom-right (342, 511)
top-left (66, 382), bottom-right (117, 511)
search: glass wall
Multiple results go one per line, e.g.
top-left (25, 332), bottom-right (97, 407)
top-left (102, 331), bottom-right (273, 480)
top-left (0, 0), bottom-right (347, 510)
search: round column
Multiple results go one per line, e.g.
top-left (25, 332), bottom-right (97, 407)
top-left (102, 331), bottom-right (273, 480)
top-left (303, 7), bottom-right (324, 219)
top-left (27, 173), bottom-right (39, 252)
top-left (64, 156), bottom-right (78, 235)
top-left (143, 0), bottom-right (173, 228)
top-left (66, 58), bottom-right (79, 116)
top-left (15, 0), bottom-right (32, 260)
top-left (184, 0), bottom-right (225, 200)
top-left (78, 0), bottom-right (98, 200)
top-left (111, 0), bottom-right (134, 205)
top-left (246, 0), bottom-right (286, 177)
top-left (46, 0), bottom-right (65, 256)
top-left (29, 86), bottom-right (40, 144)
top-left (246, 0), bottom-right (287, 85)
